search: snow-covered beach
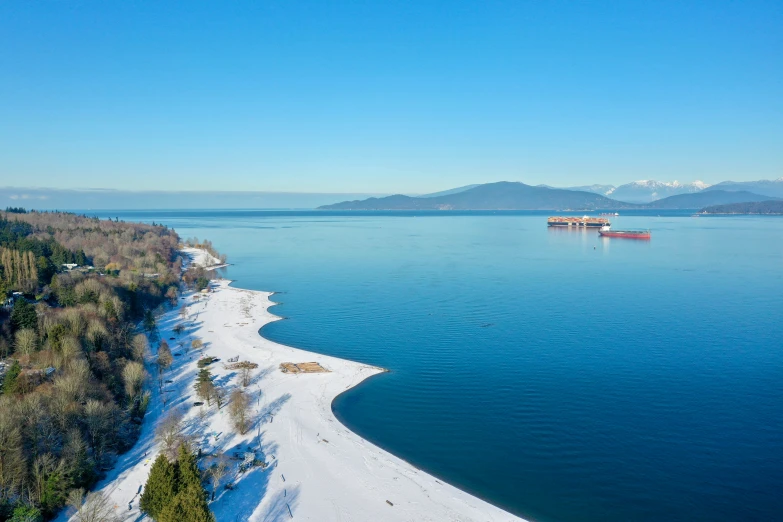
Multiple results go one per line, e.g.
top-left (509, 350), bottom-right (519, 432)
top-left (180, 246), bottom-right (228, 270)
top-left (64, 277), bottom-right (522, 521)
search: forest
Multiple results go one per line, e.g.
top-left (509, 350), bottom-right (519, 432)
top-left (699, 199), bottom-right (783, 215)
top-left (0, 209), bottom-right (188, 521)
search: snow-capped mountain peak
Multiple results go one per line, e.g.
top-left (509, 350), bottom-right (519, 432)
top-left (628, 179), bottom-right (709, 189)
top-left (612, 180), bottom-right (709, 203)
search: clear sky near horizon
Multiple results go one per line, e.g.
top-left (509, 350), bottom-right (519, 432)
top-left (1, 1), bottom-right (781, 193)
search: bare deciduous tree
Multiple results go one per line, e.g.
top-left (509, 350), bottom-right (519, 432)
top-left (59, 335), bottom-right (82, 369)
top-left (156, 409), bottom-right (185, 459)
top-left (156, 342), bottom-right (174, 404)
top-left (0, 404), bottom-right (26, 500)
top-left (157, 342), bottom-right (173, 374)
top-left (52, 361), bottom-right (90, 404)
top-left (122, 361), bottom-right (146, 400)
top-left (225, 361), bottom-right (259, 387)
top-left (83, 400), bottom-right (116, 461)
top-left (14, 328), bottom-right (37, 357)
top-left (213, 384), bottom-right (226, 411)
top-left (62, 308), bottom-right (87, 338)
top-left (165, 286), bottom-right (178, 305)
top-left (32, 453), bottom-right (58, 505)
top-left (132, 334), bottom-right (149, 361)
top-left (228, 389), bottom-right (251, 434)
top-left (207, 452), bottom-right (229, 501)
top-left (195, 379), bottom-right (214, 407)
top-left (68, 488), bottom-right (119, 522)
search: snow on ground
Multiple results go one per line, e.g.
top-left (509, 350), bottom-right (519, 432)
top-left (180, 247), bottom-right (226, 269)
top-left (62, 281), bottom-right (522, 522)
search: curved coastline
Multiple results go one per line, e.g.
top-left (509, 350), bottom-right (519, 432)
top-left (254, 281), bottom-right (525, 519)
top-left (65, 277), bottom-right (522, 521)
top-left (259, 290), bottom-right (384, 369)
top-left (225, 279), bottom-right (523, 521)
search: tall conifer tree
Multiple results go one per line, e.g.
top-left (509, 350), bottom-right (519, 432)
top-left (140, 455), bottom-right (177, 519)
top-left (157, 484), bottom-right (215, 522)
top-left (176, 444), bottom-right (202, 491)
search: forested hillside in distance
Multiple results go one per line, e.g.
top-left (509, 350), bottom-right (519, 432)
top-left (0, 210), bottom-right (207, 521)
top-left (319, 181), bottom-right (636, 210)
top-left (700, 200), bottom-right (783, 214)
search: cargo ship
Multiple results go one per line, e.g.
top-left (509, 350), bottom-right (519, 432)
top-left (598, 227), bottom-right (651, 239)
top-left (547, 216), bottom-right (611, 228)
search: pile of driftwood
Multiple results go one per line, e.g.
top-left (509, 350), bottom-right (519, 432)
top-left (279, 362), bottom-right (328, 374)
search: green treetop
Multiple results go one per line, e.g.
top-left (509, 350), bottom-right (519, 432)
top-left (157, 483), bottom-right (215, 522)
top-left (140, 454), bottom-right (178, 519)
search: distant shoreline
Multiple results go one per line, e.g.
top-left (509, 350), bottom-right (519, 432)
top-left (698, 200), bottom-right (783, 215)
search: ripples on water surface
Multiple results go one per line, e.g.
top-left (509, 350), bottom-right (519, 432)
top-left (103, 210), bottom-right (783, 522)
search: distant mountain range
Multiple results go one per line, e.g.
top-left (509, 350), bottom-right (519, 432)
top-left (554, 180), bottom-right (710, 203)
top-left (321, 182), bottom-right (634, 210)
top-left (5, 177), bottom-right (782, 211)
top-left (319, 179), bottom-right (783, 211)
top-left (645, 190), bottom-right (776, 209)
top-left (556, 184), bottom-right (617, 197)
top-left (705, 179), bottom-right (783, 198)
top-left (417, 184), bottom-right (480, 198)
top-left (606, 180), bottom-right (710, 203)
top-left (545, 179), bottom-right (783, 203)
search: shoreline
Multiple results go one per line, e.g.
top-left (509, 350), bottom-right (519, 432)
top-left (216, 279), bottom-right (523, 520)
top-left (63, 277), bottom-right (523, 521)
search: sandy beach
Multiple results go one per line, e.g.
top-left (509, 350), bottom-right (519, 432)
top-left (62, 275), bottom-right (522, 521)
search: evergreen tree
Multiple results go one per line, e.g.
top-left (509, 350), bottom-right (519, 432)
top-left (157, 484), bottom-right (215, 522)
top-left (9, 505), bottom-right (43, 522)
top-left (176, 444), bottom-right (202, 491)
top-left (140, 455), bottom-right (178, 519)
top-left (40, 472), bottom-right (66, 517)
top-left (1, 360), bottom-right (21, 395)
top-left (143, 309), bottom-right (156, 332)
top-left (195, 277), bottom-right (209, 291)
top-left (194, 368), bottom-right (214, 405)
top-left (10, 299), bottom-right (37, 332)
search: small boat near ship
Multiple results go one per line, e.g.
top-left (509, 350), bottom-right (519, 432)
top-left (547, 216), bottom-right (610, 228)
top-left (599, 212), bottom-right (619, 216)
top-left (598, 226), bottom-right (651, 239)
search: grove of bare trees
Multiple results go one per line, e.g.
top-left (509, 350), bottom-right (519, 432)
top-left (0, 210), bottom-right (212, 520)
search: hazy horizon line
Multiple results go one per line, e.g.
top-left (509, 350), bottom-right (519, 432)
top-left (4, 177), bottom-right (779, 196)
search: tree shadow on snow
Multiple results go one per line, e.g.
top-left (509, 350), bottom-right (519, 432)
top-left (213, 371), bottom-right (237, 388)
top-left (210, 433), bottom-right (300, 522)
top-left (258, 393), bottom-right (291, 425)
top-left (248, 365), bottom-right (276, 387)
top-left (260, 485), bottom-right (300, 522)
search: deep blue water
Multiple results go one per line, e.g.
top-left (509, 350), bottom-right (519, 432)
top-left (95, 210), bottom-right (783, 521)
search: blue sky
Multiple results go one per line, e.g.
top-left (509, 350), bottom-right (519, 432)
top-left (1, 1), bottom-right (781, 192)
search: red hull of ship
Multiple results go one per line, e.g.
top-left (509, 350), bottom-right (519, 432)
top-left (599, 231), bottom-right (651, 239)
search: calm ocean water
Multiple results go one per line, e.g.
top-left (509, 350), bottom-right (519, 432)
top-left (97, 210), bottom-right (783, 521)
